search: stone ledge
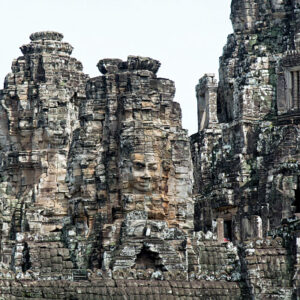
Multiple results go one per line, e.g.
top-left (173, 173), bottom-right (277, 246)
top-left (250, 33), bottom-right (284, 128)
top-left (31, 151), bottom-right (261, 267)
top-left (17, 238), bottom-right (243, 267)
top-left (97, 56), bottom-right (161, 75)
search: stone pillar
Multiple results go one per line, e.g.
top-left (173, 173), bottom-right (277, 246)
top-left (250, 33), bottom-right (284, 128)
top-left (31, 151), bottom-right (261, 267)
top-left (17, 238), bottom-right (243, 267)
top-left (217, 218), bottom-right (224, 243)
top-left (196, 73), bottom-right (218, 131)
top-left (293, 71), bottom-right (298, 109)
top-left (251, 215), bottom-right (263, 239)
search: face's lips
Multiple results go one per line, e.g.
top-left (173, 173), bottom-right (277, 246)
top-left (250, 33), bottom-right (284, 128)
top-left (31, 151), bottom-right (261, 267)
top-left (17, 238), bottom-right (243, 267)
top-left (139, 178), bottom-right (150, 183)
top-left (139, 182), bottom-right (150, 186)
top-left (137, 180), bottom-right (151, 189)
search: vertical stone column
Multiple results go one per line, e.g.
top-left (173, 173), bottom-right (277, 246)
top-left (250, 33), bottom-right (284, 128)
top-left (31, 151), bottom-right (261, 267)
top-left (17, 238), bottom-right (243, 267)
top-left (217, 218), bottom-right (224, 243)
top-left (251, 215), bottom-right (263, 239)
top-left (196, 73), bottom-right (218, 131)
top-left (293, 71), bottom-right (298, 110)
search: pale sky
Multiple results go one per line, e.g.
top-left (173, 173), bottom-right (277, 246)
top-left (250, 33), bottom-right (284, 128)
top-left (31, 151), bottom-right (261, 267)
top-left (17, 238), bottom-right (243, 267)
top-left (0, 0), bottom-right (232, 135)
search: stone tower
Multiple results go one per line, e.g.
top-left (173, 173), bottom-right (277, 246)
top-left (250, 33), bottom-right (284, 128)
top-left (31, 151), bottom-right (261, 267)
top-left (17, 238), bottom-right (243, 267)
top-left (0, 32), bottom-right (87, 272)
top-left (66, 56), bottom-right (194, 278)
top-left (191, 0), bottom-right (300, 297)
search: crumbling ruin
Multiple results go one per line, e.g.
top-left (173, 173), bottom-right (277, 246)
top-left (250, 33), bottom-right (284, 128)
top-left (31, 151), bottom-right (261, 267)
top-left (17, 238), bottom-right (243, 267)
top-left (0, 0), bottom-right (299, 299)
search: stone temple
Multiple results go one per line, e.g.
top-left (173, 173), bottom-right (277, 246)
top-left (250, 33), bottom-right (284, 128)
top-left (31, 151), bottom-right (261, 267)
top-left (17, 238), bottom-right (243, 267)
top-left (0, 0), bottom-right (300, 299)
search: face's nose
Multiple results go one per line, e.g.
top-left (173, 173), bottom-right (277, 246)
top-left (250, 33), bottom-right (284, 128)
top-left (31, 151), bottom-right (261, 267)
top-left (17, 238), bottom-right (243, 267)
top-left (142, 167), bottom-right (151, 179)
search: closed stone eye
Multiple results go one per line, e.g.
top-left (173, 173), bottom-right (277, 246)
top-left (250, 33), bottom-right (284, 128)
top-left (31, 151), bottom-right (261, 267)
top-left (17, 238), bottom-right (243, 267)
top-left (134, 162), bottom-right (145, 169)
top-left (148, 164), bottom-right (158, 170)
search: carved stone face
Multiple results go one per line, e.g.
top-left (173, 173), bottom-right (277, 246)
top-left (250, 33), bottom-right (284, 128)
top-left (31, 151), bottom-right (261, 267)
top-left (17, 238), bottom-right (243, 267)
top-left (129, 153), bottom-right (160, 192)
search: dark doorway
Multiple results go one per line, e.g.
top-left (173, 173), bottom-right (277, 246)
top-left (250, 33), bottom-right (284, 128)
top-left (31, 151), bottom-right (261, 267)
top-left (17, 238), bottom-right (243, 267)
top-left (224, 220), bottom-right (233, 241)
top-left (135, 247), bottom-right (158, 270)
top-left (21, 242), bottom-right (31, 272)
